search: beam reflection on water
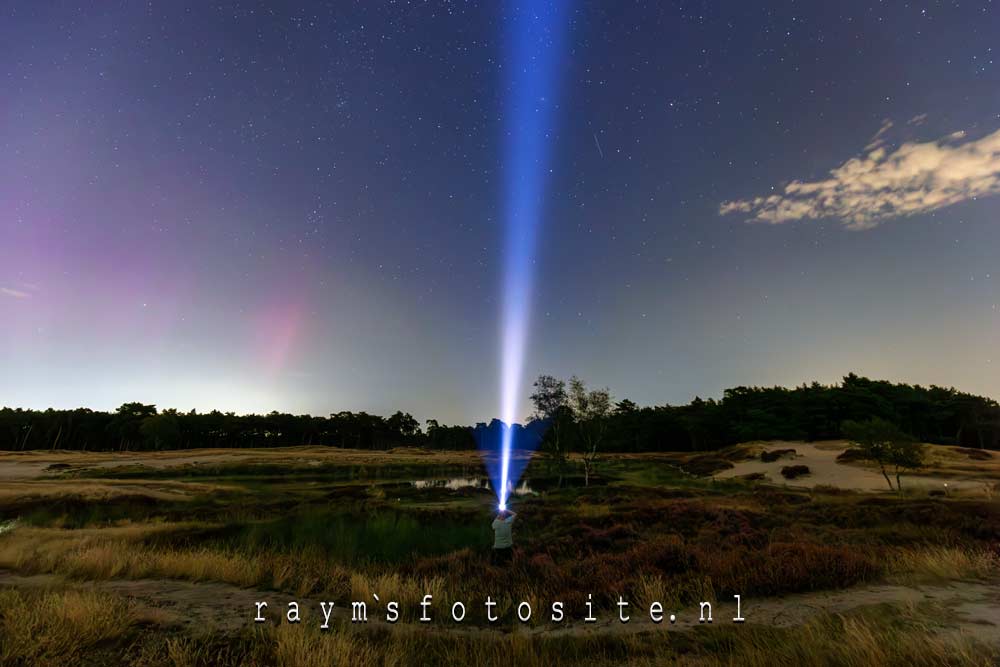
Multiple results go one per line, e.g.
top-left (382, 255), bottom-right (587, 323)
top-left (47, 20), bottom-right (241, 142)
top-left (410, 477), bottom-right (535, 495)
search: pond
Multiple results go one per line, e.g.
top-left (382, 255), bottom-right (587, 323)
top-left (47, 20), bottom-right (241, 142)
top-left (410, 477), bottom-right (536, 495)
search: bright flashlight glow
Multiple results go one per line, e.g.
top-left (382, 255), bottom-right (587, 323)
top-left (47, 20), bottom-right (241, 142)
top-left (499, 425), bottom-right (513, 508)
top-left (497, 0), bottom-right (570, 509)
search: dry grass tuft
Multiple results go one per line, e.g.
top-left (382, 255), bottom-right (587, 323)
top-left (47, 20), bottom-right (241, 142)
top-left (889, 546), bottom-right (1000, 584)
top-left (272, 624), bottom-right (389, 667)
top-left (0, 588), bottom-right (134, 666)
top-left (0, 527), bottom-right (352, 596)
top-left (688, 607), bottom-right (998, 667)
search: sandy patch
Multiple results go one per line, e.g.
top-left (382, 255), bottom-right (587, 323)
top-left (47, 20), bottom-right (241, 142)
top-left (715, 441), bottom-right (996, 492)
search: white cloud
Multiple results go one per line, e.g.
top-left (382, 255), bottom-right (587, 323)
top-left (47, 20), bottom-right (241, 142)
top-left (864, 119), bottom-right (893, 151)
top-left (720, 126), bottom-right (1000, 230)
top-left (1, 287), bottom-right (31, 299)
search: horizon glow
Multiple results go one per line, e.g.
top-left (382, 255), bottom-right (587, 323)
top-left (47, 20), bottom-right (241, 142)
top-left (497, 0), bottom-right (571, 509)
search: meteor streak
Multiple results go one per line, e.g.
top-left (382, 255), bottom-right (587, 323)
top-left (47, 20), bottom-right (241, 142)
top-left (497, 0), bottom-right (571, 510)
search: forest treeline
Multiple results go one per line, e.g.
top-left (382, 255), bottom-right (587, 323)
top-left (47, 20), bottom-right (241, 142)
top-left (1, 374), bottom-right (998, 452)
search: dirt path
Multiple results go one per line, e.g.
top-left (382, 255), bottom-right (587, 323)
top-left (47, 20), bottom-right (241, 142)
top-left (1, 570), bottom-right (996, 642)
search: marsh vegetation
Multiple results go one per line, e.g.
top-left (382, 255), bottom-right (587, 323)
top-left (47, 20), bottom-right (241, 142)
top-left (0, 440), bottom-right (998, 665)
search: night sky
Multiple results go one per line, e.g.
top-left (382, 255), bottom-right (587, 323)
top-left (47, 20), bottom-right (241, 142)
top-left (2, 1), bottom-right (999, 425)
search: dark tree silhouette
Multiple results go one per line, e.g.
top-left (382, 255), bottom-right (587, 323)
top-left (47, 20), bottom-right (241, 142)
top-left (1, 375), bottom-right (997, 453)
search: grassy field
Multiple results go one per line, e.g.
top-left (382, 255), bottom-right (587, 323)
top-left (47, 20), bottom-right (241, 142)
top-left (0, 443), bottom-right (998, 666)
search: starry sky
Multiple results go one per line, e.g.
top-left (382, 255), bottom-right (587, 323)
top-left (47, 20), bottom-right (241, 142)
top-left (2, 1), bottom-right (999, 425)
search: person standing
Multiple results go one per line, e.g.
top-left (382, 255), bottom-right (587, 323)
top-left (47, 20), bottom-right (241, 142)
top-left (491, 508), bottom-right (516, 564)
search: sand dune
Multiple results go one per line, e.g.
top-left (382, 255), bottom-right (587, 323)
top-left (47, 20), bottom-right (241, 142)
top-left (715, 441), bottom-right (997, 493)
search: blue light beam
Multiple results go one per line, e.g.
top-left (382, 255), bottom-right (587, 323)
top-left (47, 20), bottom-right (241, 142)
top-left (498, 0), bottom-right (571, 510)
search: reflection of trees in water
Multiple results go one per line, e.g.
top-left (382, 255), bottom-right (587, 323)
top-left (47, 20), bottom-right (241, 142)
top-left (410, 477), bottom-right (535, 495)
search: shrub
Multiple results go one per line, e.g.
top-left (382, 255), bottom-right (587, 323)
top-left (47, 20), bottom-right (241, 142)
top-left (761, 448), bottom-right (796, 463)
top-left (680, 455), bottom-right (734, 476)
top-left (836, 448), bottom-right (866, 463)
top-left (781, 465), bottom-right (810, 479)
top-left (631, 534), bottom-right (695, 574)
top-left (698, 542), bottom-right (882, 596)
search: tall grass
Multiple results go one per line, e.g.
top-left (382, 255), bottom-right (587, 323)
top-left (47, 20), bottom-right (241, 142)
top-left (0, 526), bottom-right (349, 595)
top-left (2, 523), bottom-right (996, 620)
top-left (889, 546), bottom-right (1000, 583)
top-left (0, 530), bottom-right (997, 665)
top-left (0, 588), bottom-right (134, 666)
top-left (689, 607), bottom-right (998, 667)
top-left (122, 615), bottom-right (1000, 667)
top-left (129, 625), bottom-right (677, 667)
